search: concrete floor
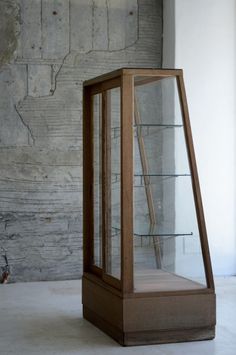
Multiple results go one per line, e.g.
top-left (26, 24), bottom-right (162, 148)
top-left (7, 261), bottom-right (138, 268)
top-left (0, 277), bottom-right (235, 355)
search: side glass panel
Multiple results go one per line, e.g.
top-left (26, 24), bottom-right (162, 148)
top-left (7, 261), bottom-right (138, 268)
top-left (105, 87), bottom-right (121, 279)
top-left (93, 94), bottom-right (102, 268)
top-left (133, 76), bottom-right (206, 292)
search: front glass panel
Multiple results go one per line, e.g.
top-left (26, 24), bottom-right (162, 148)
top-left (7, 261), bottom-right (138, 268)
top-left (106, 87), bottom-right (121, 279)
top-left (93, 94), bottom-right (102, 268)
top-left (133, 76), bottom-right (206, 292)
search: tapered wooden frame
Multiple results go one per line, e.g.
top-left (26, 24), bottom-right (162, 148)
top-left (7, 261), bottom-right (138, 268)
top-left (83, 69), bottom-right (215, 346)
top-left (83, 68), bottom-right (214, 292)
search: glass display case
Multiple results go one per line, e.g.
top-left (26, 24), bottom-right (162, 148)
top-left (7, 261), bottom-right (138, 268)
top-left (82, 68), bottom-right (216, 346)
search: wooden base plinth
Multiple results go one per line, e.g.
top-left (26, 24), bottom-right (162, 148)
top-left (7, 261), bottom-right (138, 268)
top-left (84, 307), bottom-right (215, 346)
top-left (82, 274), bottom-right (216, 346)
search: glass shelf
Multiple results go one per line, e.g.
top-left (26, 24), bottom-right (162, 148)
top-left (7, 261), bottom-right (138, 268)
top-left (112, 124), bottom-right (183, 129)
top-left (111, 172), bottom-right (191, 184)
top-left (134, 173), bottom-right (190, 177)
top-left (111, 124), bottom-right (183, 138)
top-left (134, 123), bottom-right (183, 128)
top-left (112, 225), bottom-right (193, 238)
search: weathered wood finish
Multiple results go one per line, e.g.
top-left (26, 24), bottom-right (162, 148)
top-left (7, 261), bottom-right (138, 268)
top-left (121, 74), bottom-right (134, 293)
top-left (123, 293), bottom-right (216, 332)
top-left (82, 68), bottom-right (216, 346)
top-left (123, 327), bottom-right (215, 346)
top-left (102, 90), bottom-right (111, 276)
top-left (90, 77), bottom-right (121, 96)
top-left (83, 275), bottom-right (215, 346)
top-left (83, 86), bottom-right (93, 272)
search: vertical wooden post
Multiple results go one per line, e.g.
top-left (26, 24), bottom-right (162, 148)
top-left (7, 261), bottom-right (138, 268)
top-left (102, 90), bottom-right (112, 274)
top-left (83, 86), bottom-right (93, 272)
top-left (121, 73), bottom-right (134, 293)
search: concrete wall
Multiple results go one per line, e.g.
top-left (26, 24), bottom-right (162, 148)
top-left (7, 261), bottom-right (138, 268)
top-left (0, 0), bottom-right (163, 282)
top-left (163, 0), bottom-right (236, 276)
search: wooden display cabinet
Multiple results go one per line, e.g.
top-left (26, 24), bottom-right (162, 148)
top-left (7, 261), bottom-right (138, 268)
top-left (82, 68), bottom-right (216, 346)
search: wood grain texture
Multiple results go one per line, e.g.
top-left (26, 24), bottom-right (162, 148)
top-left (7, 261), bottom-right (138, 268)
top-left (83, 306), bottom-right (124, 345)
top-left (83, 275), bottom-right (215, 346)
top-left (84, 305), bottom-right (215, 346)
top-left (123, 293), bottom-right (216, 332)
top-left (123, 327), bottom-right (215, 346)
top-left (82, 276), bottom-right (123, 329)
top-left (134, 269), bottom-right (205, 292)
top-left (83, 86), bottom-right (93, 272)
top-left (121, 74), bottom-right (134, 293)
top-left (102, 90), bottom-right (111, 274)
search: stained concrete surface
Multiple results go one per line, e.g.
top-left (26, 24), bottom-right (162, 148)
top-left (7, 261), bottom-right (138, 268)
top-left (0, 0), bottom-right (20, 66)
top-left (0, 277), bottom-right (235, 354)
top-left (0, 0), bottom-right (163, 282)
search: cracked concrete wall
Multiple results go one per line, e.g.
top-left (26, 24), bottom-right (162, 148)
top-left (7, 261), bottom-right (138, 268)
top-left (0, 0), bottom-right (163, 282)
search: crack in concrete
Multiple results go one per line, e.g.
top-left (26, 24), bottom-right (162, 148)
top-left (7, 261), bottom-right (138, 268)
top-left (83, 42), bottom-right (139, 55)
top-left (25, 51), bottom-right (71, 99)
top-left (0, 0), bottom-right (161, 283)
top-left (14, 103), bottom-right (35, 145)
top-left (17, 0), bottom-right (140, 104)
top-left (90, 0), bottom-right (139, 53)
top-left (84, 0), bottom-right (140, 55)
top-left (48, 51), bottom-right (71, 96)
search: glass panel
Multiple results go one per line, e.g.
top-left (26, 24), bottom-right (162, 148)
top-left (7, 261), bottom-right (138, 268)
top-left (93, 94), bottom-right (102, 268)
top-left (133, 76), bottom-right (206, 292)
top-left (106, 87), bottom-right (121, 279)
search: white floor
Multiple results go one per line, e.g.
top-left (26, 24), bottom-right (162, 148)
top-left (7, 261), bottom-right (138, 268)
top-left (0, 277), bottom-right (235, 355)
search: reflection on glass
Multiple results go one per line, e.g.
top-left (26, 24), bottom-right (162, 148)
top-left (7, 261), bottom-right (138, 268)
top-left (93, 94), bottom-right (102, 267)
top-left (133, 76), bottom-right (206, 292)
top-left (106, 87), bottom-right (121, 279)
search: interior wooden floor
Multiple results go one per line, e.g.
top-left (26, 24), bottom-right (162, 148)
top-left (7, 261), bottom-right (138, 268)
top-left (134, 269), bottom-right (206, 292)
